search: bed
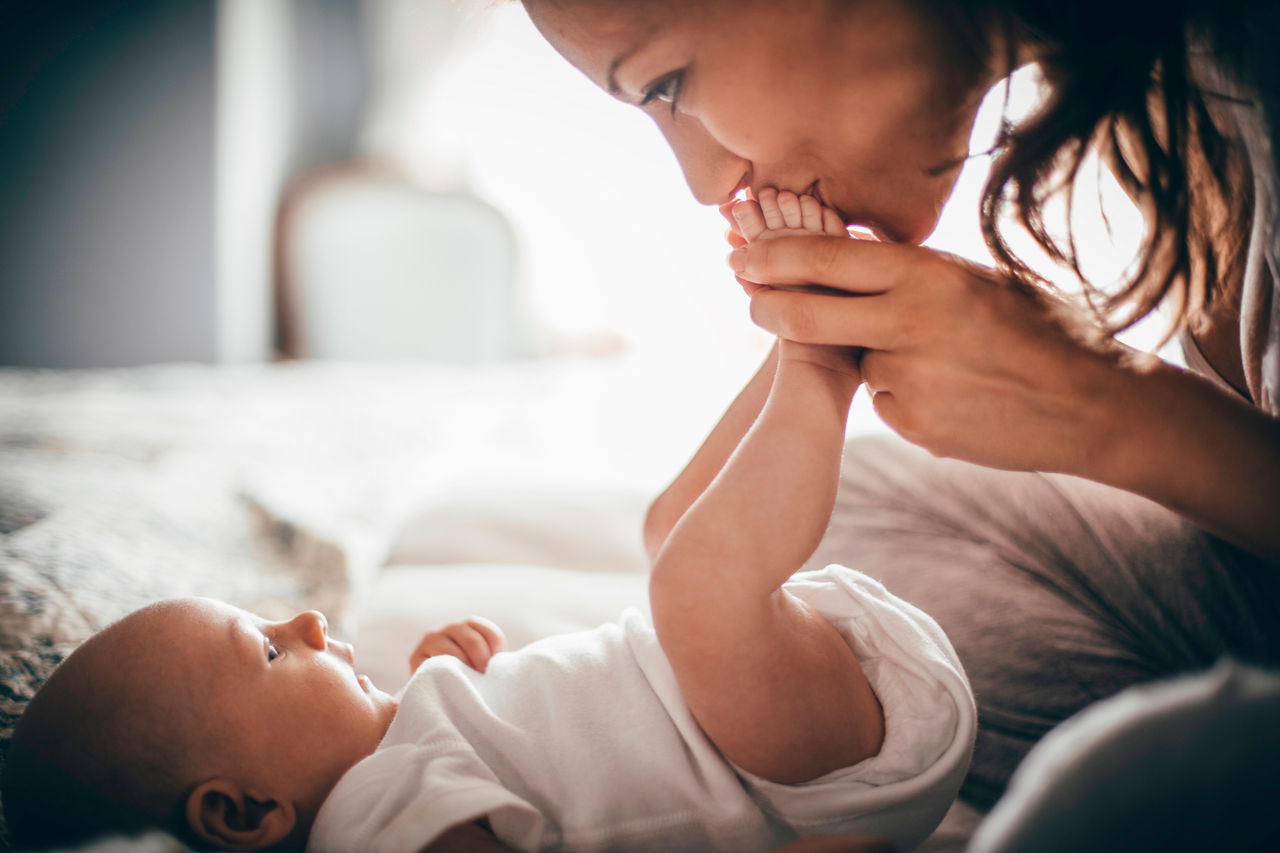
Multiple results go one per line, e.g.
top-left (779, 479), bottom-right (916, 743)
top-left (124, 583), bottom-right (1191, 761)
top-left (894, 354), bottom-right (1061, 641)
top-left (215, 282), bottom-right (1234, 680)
top-left (2, 355), bottom-right (988, 852)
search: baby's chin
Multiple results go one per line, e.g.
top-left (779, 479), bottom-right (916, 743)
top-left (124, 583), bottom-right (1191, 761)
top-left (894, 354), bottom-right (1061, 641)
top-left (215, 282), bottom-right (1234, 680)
top-left (371, 684), bottom-right (400, 725)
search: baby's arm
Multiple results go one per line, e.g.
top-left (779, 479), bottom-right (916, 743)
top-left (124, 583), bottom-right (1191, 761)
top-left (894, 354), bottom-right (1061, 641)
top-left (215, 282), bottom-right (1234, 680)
top-left (649, 192), bottom-right (884, 785)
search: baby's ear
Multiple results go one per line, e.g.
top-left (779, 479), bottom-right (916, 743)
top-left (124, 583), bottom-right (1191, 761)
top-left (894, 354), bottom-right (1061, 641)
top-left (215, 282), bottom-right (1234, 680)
top-left (186, 779), bottom-right (296, 850)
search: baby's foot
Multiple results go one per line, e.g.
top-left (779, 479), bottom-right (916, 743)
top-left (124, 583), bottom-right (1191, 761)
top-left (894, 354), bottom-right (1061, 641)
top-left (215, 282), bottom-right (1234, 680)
top-left (731, 189), bottom-right (862, 381)
top-left (730, 187), bottom-right (847, 243)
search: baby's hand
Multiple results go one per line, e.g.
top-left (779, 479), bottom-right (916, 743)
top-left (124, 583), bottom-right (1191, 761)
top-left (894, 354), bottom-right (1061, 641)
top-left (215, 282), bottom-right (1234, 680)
top-left (410, 617), bottom-right (507, 674)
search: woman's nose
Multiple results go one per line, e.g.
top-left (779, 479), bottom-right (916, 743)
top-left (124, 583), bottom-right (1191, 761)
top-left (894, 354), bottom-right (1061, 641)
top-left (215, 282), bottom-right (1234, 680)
top-left (289, 610), bottom-right (328, 650)
top-left (660, 116), bottom-right (750, 206)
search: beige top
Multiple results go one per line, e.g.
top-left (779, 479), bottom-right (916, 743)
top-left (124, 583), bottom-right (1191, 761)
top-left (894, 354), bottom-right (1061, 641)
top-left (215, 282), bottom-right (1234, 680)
top-left (1185, 11), bottom-right (1280, 416)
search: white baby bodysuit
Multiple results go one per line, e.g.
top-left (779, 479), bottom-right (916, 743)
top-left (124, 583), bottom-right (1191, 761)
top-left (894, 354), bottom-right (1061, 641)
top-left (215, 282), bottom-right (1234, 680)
top-left (308, 565), bottom-right (976, 853)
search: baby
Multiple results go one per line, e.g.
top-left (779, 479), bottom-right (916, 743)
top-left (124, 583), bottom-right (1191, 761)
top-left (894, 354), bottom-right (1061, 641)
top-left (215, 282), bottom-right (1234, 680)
top-left (3, 191), bottom-right (975, 853)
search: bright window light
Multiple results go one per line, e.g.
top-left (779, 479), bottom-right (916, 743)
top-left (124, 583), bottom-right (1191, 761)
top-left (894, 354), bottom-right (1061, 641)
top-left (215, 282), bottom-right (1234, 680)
top-left (363, 2), bottom-right (1164, 362)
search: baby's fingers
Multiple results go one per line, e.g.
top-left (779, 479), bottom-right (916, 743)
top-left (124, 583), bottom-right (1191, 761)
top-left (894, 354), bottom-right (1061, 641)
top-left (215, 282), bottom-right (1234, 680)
top-left (446, 623), bottom-right (496, 672)
top-left (409, 634), bottom-right (465, 673)
top-left (410, 617), bottom-right (507, 673)
top-left (465, 616), bottom-right (507, 656)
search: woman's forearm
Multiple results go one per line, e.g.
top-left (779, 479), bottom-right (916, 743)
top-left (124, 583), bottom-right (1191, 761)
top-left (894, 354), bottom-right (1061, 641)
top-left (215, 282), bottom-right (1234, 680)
top-left (643, 342), bottom-right (779, 561)
top-left (1088, 357), bottom-right (1280, 559)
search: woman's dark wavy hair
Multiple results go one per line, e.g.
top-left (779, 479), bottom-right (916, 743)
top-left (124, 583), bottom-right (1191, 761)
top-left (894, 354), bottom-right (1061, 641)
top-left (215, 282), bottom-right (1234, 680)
top-left (956, 0), bottom-right (1256, 336)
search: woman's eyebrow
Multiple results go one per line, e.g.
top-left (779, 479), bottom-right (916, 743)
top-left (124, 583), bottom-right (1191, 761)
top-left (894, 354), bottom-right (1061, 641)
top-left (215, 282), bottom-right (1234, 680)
top-left (605, 25), bottom-right (662, 100)
top-left (606, 55), bottom-right (627, 97)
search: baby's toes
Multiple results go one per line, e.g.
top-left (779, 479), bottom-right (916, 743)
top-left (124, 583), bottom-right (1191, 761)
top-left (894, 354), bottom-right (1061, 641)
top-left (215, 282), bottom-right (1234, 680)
top-left (731, 200), bottom-right (768, 242)
top-left (756, 187), bottom-right (786, 231)
top-left (822, 205), bottom-right (847, 236)
top-left (775, 191), bottom-right (803, 229)
top-left (799, 194), bottom-right (826, 232)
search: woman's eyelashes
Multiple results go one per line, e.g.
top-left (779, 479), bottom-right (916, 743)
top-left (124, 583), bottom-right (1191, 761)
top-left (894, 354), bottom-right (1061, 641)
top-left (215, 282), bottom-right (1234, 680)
top-left (640, 69), bottom-right (685, 115)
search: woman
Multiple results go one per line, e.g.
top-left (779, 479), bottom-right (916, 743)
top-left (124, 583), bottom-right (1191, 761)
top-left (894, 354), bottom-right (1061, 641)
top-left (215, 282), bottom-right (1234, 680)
top-left (522, 0), bottom-right (1278, 833)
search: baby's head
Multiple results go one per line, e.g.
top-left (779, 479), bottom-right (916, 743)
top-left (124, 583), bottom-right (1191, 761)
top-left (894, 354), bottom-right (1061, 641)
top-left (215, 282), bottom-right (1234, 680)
top-left (3, 598), bottom-right (397, 851)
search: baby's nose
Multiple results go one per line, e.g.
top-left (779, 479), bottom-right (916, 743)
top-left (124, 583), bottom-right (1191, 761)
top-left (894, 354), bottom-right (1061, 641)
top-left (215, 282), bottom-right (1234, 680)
top-left (293, 609), bottom-right (328, 649)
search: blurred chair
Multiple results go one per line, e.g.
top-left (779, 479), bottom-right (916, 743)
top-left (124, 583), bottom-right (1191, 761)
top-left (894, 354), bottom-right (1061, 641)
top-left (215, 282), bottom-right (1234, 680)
top-left (274, 164), bottom-right (522, 361)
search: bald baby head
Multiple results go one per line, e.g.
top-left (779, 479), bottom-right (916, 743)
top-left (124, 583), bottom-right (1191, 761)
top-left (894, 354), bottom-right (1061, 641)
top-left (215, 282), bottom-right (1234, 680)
top-left (3, 600), bottom-right (223, 849)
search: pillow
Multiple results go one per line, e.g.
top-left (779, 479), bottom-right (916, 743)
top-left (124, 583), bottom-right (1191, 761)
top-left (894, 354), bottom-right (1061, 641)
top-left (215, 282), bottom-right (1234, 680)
top-left (968, 659), bottom-right (1280, 853)
top-left (385, 486), bottom-right (651, 574)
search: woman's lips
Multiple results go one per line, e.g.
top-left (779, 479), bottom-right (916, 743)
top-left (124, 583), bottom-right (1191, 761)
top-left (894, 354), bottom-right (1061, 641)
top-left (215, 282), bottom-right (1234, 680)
top-left (807, 180), bottom-right (883, 239)
top-left (805, 180), bottom-right (829, 209)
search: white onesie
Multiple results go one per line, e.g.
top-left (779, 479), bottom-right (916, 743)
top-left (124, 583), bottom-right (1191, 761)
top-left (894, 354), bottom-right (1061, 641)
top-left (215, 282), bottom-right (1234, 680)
top-left (308, 565), bottom-right (976, 853)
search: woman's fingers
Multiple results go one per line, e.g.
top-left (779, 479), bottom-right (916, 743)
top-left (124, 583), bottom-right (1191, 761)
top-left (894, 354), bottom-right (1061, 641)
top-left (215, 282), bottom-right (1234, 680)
top-left (729, 234), bottom-right (920, 293)
top-left (749, 287), bottom-right (901, 350)
top-left (857, 351), bottom-right (914, 440)
top-left (858, 348), bottom-right (885, 394)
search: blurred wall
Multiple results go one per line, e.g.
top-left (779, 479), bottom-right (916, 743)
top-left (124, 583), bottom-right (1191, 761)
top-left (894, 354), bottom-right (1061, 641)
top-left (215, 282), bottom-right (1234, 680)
top-left (217, 0), bottom-right (368, 364)
top-left (0, 0), bottom-right (218, 368)
top-left (0, 0), bottom-right (367, 368)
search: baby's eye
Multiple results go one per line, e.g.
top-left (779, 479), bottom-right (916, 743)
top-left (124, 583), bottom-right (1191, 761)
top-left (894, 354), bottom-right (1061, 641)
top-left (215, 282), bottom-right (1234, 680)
top-left (266, 640), bottom-right (281, 662)
top-left (640, 70), bottom-right (684, 114)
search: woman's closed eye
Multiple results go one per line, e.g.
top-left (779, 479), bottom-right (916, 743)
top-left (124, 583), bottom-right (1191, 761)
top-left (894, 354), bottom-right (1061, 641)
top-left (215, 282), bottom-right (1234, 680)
top-left (641, 69), bottom-right (685, 115)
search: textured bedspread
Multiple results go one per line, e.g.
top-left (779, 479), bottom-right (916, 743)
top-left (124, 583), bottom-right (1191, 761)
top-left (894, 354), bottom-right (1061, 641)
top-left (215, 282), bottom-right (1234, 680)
top-left (0, 354), bottom-right (755, 779)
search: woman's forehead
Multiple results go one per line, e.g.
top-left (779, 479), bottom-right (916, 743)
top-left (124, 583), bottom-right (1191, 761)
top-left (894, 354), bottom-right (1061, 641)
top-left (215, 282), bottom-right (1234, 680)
top-left (523, 0), bottom-right (714, 86)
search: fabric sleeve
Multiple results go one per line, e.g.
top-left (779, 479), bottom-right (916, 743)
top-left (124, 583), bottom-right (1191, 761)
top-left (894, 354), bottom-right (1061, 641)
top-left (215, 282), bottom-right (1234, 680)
top-left (734, 565), bottom-right (977, 853)
top-left (307, 741), bottom-right (545, 853)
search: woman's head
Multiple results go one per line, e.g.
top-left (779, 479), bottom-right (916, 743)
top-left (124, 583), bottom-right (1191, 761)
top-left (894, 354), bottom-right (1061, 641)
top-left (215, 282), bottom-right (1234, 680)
top-left (524, 0), bottom-right (1002, 245)
top-left (525, 0), bottom-right (1252, 333)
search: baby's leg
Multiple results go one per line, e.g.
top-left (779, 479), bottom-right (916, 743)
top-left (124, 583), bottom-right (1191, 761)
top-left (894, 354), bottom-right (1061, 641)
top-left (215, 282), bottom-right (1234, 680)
top-left (650, 192), bottom-right (880, 784)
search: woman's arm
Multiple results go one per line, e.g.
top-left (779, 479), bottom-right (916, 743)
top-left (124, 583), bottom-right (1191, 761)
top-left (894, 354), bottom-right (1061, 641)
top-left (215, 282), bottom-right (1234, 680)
top-left (731, 235), bottom-right (1280, 559)
top-left (1092, 357), bottom-right (1280, 559)
top-left (643, 341), bottom-right (778, 561)
top-left (649, 343), bottom-right (884, 784)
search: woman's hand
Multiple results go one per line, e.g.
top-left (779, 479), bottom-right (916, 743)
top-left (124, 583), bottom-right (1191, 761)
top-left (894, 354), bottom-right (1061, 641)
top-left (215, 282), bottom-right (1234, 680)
top-left (728, 234), bottom-right (1137, 477)
top-left (719, 199), bottom-right (749, 249)
top-left (410, 617), bottom-right (507, 674)
top-left (729, 233), bottom-right (1280, 557)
